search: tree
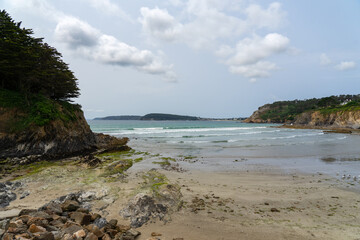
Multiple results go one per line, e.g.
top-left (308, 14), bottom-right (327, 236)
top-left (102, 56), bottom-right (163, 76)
top-left (0, 10), bottom-right (79, 101)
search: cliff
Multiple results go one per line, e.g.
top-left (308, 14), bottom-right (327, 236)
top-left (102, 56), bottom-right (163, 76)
top-left (243, 104), bottom-right (274, 123)
top-left (0, 91), bottom-right (129, 160)
top-left (244, 95), bottom-right (360, 128)
top-left (294, 110), bottom-right (360, 129)
top-left (0, 106), bottom-right (96, 159)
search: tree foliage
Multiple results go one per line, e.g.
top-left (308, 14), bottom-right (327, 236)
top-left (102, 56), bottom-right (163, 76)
top-left (0, 10), bottom-right (79, 101)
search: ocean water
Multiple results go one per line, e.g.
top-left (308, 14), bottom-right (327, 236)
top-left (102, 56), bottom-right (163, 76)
top-left (88, 120), bottom-right (360, 179)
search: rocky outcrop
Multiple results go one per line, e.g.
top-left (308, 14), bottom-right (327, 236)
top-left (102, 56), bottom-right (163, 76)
top-left (0, 108), bottom-right (96, 159)
top-left (0, 108), bottom-right (129, 160)
top-left (294, 110), bottom-right (360, 129)
top-left (243, 104), bottom-right (274, 123)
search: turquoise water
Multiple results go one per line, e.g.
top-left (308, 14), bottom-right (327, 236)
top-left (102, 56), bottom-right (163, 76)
top-left (88, 120), bottom-right (360, 179)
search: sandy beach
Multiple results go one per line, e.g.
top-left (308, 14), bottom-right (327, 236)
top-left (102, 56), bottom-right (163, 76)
top-left (2, 151), bottom-right (360, 240)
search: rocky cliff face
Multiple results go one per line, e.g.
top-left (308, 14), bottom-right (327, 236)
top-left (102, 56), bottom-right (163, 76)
top-left (0, 107), bottom-right (97, 159)
top-left (294, 110), bottom-right (360, 129)
top-left (243, 104), bottom-right (274, 123)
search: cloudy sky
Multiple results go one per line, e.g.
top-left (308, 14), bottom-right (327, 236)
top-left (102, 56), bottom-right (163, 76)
top-left (2, 0), bottom-right (360, 118)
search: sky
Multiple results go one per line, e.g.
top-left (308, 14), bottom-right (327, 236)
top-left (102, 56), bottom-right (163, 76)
top-left (1, 0), bottom-right (360, 119)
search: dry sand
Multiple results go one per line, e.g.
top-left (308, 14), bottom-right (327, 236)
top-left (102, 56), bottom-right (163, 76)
top-left (2, 156), bottom-right (360, 240)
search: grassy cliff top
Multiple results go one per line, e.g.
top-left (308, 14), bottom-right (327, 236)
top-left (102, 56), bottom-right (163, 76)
top-left (0, 88), bottom-right (81, 133)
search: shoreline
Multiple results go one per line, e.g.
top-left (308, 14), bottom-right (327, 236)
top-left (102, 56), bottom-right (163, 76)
top-left (276, 124), bottom-right (360, 134)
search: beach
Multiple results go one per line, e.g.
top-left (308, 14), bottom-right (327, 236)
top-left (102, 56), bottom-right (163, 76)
top-left (2, 121), bottom-right (360, 239)
top-left (2, 156), bottom-right (360, 240)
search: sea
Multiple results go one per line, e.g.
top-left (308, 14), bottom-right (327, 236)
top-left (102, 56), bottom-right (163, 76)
top-left (88, 120), bottom-right (360, 182)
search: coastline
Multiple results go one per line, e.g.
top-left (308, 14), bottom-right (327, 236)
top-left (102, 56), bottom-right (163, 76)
top-left (2, 150), bottom-right (360, 239)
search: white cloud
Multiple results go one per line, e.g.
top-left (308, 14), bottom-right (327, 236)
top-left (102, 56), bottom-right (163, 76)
top-left (229, 61), bottom-right (278, 78)
top-left (245, 2), bottom-right (286, 30)
top-left (55, 17), bottom-right (176, 81)
top-left (7, 0), bottom-right (176, 81)
top-left (227, 33), bottom-right (289, 66)
top-left (335, 61), bottom-right (356, 71)
top-left (139, 2), bottom-right (286, 49)
top-left (221, 33), bottom-right (289, 80)
top-left (320, 53), bottom-right (331, 66)
top-left (139, 1), bottom-right (288, 80)
top-left (139, 7), bottom-right (183, 42)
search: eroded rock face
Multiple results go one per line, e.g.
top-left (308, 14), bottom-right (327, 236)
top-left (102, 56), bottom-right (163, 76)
top-left (0, 109), bottom-right (97, 159)
top-left (294, 110), bottom-right (360, 129)
top-left (0, 107), bottom-right (130, 161)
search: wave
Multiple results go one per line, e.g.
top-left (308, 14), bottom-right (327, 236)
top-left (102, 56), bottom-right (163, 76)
top-left (116, 126), bottom-right (269, 135)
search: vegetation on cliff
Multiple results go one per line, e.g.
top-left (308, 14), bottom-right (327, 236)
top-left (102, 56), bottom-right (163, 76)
top-left (246, 95), bottom-right (360, 123)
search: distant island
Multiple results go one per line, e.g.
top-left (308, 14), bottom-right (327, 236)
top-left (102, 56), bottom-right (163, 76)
top-left (94, 113), bottom-right (245, 121)
top-left (94, 115), bottom-right (142, 120)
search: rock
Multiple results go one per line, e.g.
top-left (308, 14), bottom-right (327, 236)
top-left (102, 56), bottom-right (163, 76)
top-left (63, 225), bottom-right (83, 235)
top-left (2, 233), bottom-right (14, 240)
top-left (151, 232), bottom-right (162, 237)
top-left (27, 217), bottom-right (48, 227)
top-left (270, 208), bottom-right (280, 213)
top-left (8, 219), bottom-right (24, 229)
top-left (69, 212), bottom-right (92, 225)
top-left (20, 190), bottom-right (30, 199)
top-left (28, 224), bottom-right (46, 233)
top-left (127, 228), bottom-right (141, 238)
top-left (73, 229), bottom-right (86, 238)
top-left (108, 219), bottom-right (118, 228)
top-left (0, 219), bottom-right (10, 230)
top-left (0, 190), bottom-right (17, 208)
top-left (19, 209), bottom-right (37, 216)
top-left (85, 233), bottom-right (99, 240)
top-left (86, 224), bottom-right (104, 238)
top-left (33, 231), bottom-right (55, 240)
top-left (120, 193), bottom-right (168, 228)
top-left (102, 233), bottom-right (112, 240)
top-left (93, 218), bottom-right (107, 229)
top-left (45, 203), bottom-right (63, 215)
top-left (61, 200), bottom-right (80, 212)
